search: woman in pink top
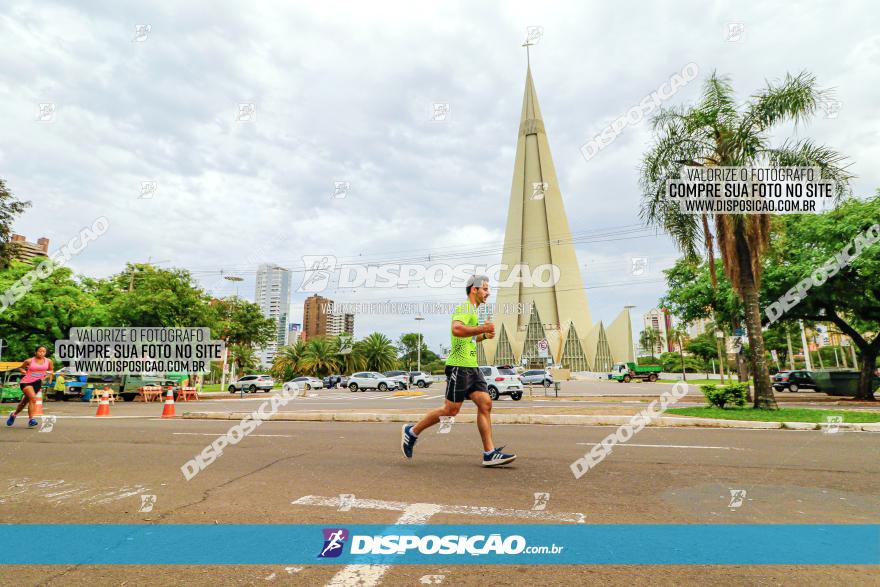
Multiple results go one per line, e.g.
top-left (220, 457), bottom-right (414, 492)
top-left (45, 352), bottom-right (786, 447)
top-left (7, 346), bottom-right (54, 428)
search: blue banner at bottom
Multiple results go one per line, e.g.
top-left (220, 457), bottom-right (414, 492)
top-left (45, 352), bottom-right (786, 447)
top-left (0, 525), bottom-right (877, 565)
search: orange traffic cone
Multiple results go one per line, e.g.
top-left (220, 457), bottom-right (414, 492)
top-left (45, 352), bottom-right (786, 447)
top-left (95, 389), bottom-right (111, 417)
top-left (33, 390), bottom-right (45, 416)
top-left (161, 388), bottom-right (176, 418)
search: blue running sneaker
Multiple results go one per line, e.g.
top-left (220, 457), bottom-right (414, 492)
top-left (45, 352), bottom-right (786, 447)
top-left (482, 446), bottom-right (516, 467)
top-left (6, 412), bottom-right (16, 427)
top-left (401, 424), bottom-right (418, 458)
top-left (28, 418), bottom-right (39, 428)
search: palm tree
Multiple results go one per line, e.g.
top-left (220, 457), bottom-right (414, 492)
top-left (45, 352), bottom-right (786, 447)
top-left (332, 335), bottom-right (366, 374)
top-left (359, 332), bottom-right (399, 372)
top-left (271, 340), bottom-right (306, 381)
top-left (641, 71), bottom-right (853, 409)
top-left (639, 327), bottom-right (661, 361)
top-left (667, 324), bottom-right (690, 382)
top-left (299, 336), bottom-right (341, 377)
top-left (229, 343), bottom-right (258, 375)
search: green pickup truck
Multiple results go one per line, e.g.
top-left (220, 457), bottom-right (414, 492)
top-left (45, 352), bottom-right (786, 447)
top-left (609, 362), bottom-right (662, 383)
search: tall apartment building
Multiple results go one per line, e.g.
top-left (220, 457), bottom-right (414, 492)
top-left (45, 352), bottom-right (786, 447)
top-left (326, 312), bottom-right (355, 336)
top-left (303, 294), bottom-right (331, 340)
top-left (9, 234), bottom-right (50, 263)
top-left (642, 308), bottom-right (674, 355)
top-left (254, 264), bottom-right (292, 366)
top-left (303, 294), bottom-right (354, 338)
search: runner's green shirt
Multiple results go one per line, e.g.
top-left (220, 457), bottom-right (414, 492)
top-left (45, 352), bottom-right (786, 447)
top-left (446, 302), bottom-right (480, 367)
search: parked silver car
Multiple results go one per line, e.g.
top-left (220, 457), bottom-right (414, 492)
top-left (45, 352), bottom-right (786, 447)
top-left (519, 369), bottom-right (554, 387)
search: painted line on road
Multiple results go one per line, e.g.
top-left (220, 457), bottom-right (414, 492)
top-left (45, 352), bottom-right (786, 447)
top-left (576, 442), bottom-right (745, 450)
top-left (293, 494), bottom-right (584, 587)
top-left (292, 495), bottom-right (586, 523)
top-left (172, 432), bottom-right (294, 438)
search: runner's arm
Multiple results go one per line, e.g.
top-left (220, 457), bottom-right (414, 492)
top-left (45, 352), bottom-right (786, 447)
top-left (451, 320), bottom-right (490, 337)
top-left (18, 359), bottom-right (30, 375)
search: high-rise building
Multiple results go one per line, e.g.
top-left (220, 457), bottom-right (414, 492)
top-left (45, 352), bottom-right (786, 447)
top-left (327, 312), bottom-right (355, 336)
top-left (303, 294), bottom-right (332, 339)
top-left (255, 264), bottom-right (291, 366)
top-left (642, 308), bottom-right (673, 355)
top-left (481, 62), bottom-right (634, 372)
top-left (9, 234), bottom-right (49, 263)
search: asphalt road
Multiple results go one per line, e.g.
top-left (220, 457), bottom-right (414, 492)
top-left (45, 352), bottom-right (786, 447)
top-left (1, 414), bottom-right (878, 585)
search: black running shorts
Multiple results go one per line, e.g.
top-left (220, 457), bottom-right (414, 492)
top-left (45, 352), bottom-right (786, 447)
top-left (20, 380), bottom-right (42, 392)
top-left (444, 365), bottom-right (488, 403)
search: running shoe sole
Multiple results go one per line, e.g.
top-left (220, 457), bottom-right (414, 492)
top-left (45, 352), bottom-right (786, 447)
top-left (482, 454), bottom-right (517, 467)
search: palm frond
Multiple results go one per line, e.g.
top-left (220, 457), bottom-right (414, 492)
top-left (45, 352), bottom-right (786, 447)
top-left (742, 71), bottom-right (824, 133)
top-left (762, 138), bottom-right (854, 200)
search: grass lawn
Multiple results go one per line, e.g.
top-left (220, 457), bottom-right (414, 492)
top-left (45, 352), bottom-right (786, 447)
top-left (666, 406), bottom-right (880, 423)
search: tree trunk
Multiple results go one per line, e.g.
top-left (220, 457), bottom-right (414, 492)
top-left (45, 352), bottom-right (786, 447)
top-left (679, 337), bottom-right (687, 382)
top-left (825, 310), bottom-right (877, 401)
top-left (741, 281), bottom-right (776, 408)
top-left (856, 347), bottom-right (877, 401)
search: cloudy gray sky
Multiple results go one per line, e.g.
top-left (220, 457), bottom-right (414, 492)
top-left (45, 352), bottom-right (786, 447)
top-left (3, 1), bottom-right (878, 354)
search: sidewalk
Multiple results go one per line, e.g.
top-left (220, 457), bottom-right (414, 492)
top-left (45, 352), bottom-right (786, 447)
top-left (182, 409), bottom-right (880, 432)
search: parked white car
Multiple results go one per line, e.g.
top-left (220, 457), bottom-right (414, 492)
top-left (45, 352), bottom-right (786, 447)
top-left (408, 371), bottom-right (434, 388)
top-left (383, 370), bottom-right (410, 390)
top-left (228, 374), bottom-right (275, 393)
top-left (290, 376), bottom-right (324, 390)
top-left (479, 365), bottom-right (523, 401)
top-left (348, 372), bottom-right (399, 392)
top-left (281, 380), bottom-right (304, 395)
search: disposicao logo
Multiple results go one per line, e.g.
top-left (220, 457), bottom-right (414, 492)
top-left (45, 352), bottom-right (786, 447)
top-left (318, 528), bottom-right (349, 558)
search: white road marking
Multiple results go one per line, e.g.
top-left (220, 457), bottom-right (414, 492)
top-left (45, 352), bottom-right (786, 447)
top-left (576, 442), bottom-right (745, 450)
top-left (325, 503), bottom-right (440, 587)
top-left (294, 494), bottom-right (586, 587)
top-left (292, 494), bottom-right (585, 523)
top-left (172, 432), bottom-right (294, 438)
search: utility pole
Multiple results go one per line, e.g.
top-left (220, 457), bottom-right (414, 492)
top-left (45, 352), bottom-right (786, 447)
top-left (414, 316), bottom-right (425, 372)
top-left (786, 328), bottom-right (796, 371)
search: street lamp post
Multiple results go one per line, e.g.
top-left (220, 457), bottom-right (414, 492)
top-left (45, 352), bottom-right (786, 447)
top-left (415, 316), bottom-right (425, 372)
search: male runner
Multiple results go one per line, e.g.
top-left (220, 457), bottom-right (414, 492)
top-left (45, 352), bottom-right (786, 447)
top-left (401, 275), bottom-right (516, 467)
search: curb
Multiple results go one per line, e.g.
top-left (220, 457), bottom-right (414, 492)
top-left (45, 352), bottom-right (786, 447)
top-left (181, 411), bottom-right (880, 431)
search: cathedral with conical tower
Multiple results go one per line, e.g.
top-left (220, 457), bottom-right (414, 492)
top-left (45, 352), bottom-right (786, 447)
top-left (479, 62), bottom-right (635, 371)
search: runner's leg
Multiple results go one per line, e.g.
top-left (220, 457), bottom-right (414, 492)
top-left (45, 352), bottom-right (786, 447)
top-left (412, 399), bottom-right (461, 435)
top-left (16, 385), bottom-right (36, 419)
top-left (470, 391), bottom-right (494, 452)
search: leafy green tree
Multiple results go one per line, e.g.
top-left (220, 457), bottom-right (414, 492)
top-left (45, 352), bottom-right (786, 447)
top-left (0, 180), bottom-right (31, 269)
top-left (208, 296), bottom-right (275, 348)
top-left (91, 264), bottom-right (214, 328)
top-left (0, 260), bottom-right (108, 360)
top-left (359, 332), bottom-right (398, 372)
top-left (641, 71), bottom-right (853, 408)
top-left (687, 330), bottom-right (719, 367)
top-left (761, 194), bottom-right (880, 399)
